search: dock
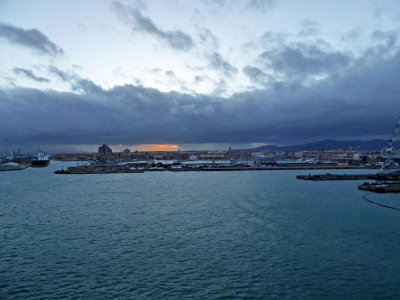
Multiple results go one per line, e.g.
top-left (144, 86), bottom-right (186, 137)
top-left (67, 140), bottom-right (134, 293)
top-left (358, 182), bottom-right (400, 193)
top-left (54, 163), bottom-right (144, 174)
top-left (296, 172), bottom-right (400, 181)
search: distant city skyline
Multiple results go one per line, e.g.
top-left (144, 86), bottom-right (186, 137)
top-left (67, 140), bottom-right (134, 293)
top-left (1, 0), bottom-right (400, 152)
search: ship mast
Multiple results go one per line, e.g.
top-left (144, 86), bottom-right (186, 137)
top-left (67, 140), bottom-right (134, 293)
top-left (380, 114), bottom-right (400, 172)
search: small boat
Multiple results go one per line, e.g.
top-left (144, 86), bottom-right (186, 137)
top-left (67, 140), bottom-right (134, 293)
top-left (32, 151), bottom-right (50, 168)
top-left (0, 161), bottom-right (30, 171)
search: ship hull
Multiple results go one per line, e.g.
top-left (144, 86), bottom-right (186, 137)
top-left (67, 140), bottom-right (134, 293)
top-left (31, 160), bottom-right (50, 167)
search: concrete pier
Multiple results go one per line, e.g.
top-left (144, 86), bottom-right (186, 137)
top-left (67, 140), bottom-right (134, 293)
top-left (358, 182), bottom-right (400, 193)
top-left (296, 172), bottom-right (400, 181)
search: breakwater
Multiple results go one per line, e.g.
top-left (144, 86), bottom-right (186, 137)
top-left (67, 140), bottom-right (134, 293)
top-left (297, 172), bottom-right (400, 181)
top-left (358, 182), bottom-right (400, 193)
top-left (54, 164), bottom-right (144, 174)
top-left (55, 162), bottom-right (367, 174)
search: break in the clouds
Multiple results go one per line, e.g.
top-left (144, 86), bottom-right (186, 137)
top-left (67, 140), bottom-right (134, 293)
top-left (111, 1), bottom-right (194, 51)
top-left (0, 23), bottom-right (63, 56)
top-left (13, 68), bottom-right (50, 83)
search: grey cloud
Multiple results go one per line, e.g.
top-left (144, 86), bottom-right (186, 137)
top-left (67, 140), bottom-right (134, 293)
top-left (13, 68), bottom-right (50, 83)
top-left (260, 42), bottom-right (352, 79)
top-left (341, 27), bottom-right (362, 42)
top-left (362, 29), bottom-right (400, 59)
top-left (0, 23), bottom-right (64, 56)
top-left (243, 66), bottom-right (271, 85)
top-left (72, 79), bottom-right (103, 94)
top-left (76, 23), bottom-right (87, 31)
top-left (48, 66), bottom-right (103, 94)
top-left (371, 30), bottom-right (398, 47)
top-left (72, 64), bottom-right (83, 70)
top-left (111, 2), bottom-right (194, 51)
top-left (298, 19), bottom-right (319, 37)
top-left (247, 0), bottom-right (276, 10)
top-left (202, 0), bottom-right (276, 11)
top-left (165, 70), bottom-right (176, 77)
top-left (259, 31), bottom-right (287, 49)
top-left (208, 52), bottom-right (238, 77)
top-left (372, 2), bottom-right (384, 18)
top-left (48, 66), bottom-right (73, 82)
top-left (164, 70), bottom-right (191, 93)
top-left (198, 27), bottom-right (219, 50)
top-left (2, 44), bottom-right (400, 148)
top-left (165, 70), bottom-right (180, 83)
top-left (194, 75), bottom-right (205, 83)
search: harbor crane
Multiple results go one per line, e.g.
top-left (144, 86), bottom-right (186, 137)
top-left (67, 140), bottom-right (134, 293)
top-left (380, 114), bottom-right (400, 172)
top-left (385, 114), bottom-right (400, 153)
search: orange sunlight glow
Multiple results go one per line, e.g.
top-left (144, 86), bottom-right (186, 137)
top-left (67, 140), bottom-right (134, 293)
top-left (138, 144), bottom-right (179, 151)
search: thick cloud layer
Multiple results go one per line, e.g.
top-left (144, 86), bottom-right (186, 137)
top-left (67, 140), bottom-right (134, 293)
top-left (2, 46), bottom-right (400, 148)
top-left (2, 6), bottom-right (400, 150)
top-left (0, 23), bottom-right (64, 56)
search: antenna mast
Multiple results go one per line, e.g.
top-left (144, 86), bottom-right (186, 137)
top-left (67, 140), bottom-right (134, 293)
top-left (386, 114), bottom-right (400, 153)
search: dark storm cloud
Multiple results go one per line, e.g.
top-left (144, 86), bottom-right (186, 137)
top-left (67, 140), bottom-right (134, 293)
top-left (2, 43), bottom-right (400, 148)
top-left (208, 52), bottom-right (238, 77)
top-left (111, 2), bottom-right (194, 51)
top-left (260, 42), bottom-right (352, 79)
top-left (0, 23), bottom-right (64, 56)
top-left (13, 68), bottom-right (50, 83)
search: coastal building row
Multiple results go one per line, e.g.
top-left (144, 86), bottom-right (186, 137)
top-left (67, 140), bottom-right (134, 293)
top-left (53, 144), bottom-right (385, 167)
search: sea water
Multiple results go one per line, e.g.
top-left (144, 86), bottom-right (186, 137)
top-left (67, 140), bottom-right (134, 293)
top-left (1, 161), bottom-right (399, 299)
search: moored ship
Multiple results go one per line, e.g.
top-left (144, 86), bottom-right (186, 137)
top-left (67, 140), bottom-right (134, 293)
top-left (32, 151), bottom-right (50, 167)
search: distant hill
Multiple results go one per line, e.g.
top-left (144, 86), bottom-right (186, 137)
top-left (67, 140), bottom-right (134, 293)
top-left (251, 139), bottom-right (400, 151)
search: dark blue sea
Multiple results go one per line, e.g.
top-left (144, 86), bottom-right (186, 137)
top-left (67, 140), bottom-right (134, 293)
top-left (1, 161), bottom-right (399, 299)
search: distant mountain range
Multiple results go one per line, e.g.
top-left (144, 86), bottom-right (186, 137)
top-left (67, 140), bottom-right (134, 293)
top-left (251, 139), bottom-right (400, 151)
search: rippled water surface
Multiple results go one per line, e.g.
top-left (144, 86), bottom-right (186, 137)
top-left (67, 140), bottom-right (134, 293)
top-left (1, 161), bottom-right (399, 299)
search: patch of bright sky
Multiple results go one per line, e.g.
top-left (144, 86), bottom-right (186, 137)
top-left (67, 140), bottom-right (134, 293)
top-left (1, 0), bottom-right (400, 96)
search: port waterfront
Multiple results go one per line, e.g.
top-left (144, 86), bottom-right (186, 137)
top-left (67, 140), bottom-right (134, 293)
top-left (51, 144), bottom-right (390, 174)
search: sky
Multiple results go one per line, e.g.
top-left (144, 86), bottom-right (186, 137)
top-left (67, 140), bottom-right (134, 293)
top-left (1, 0), bottom-right (400, 152)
